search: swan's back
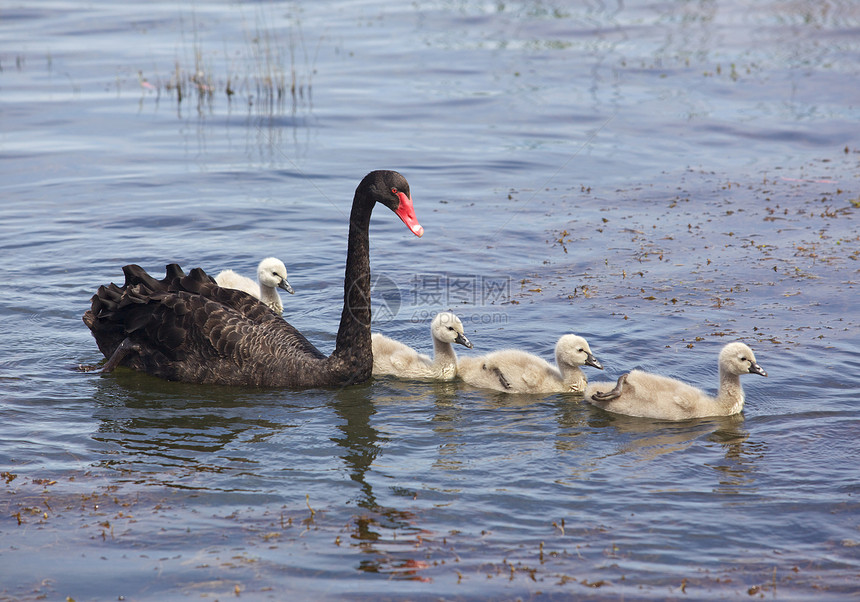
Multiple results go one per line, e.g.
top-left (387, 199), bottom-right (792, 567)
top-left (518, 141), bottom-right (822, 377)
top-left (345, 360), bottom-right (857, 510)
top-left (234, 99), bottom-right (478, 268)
top-left (83, 264), bottom-right (327, 387)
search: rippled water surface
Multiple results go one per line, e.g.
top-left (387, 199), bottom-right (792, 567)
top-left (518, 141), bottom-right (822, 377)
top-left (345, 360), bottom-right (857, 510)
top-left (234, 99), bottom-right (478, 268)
top-left (1, 1), bottom-right (859, 599)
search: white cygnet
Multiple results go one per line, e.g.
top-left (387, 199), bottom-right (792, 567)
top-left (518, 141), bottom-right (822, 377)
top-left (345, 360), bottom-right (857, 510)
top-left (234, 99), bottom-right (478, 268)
top-left (214, 257), bottom-right (294, 314)
top-left (372, 312), bottom-right (472, 380)
top-left (458, 334), bottom-right (603, 394)
top-left (585, 342), bottom-right (767, 420)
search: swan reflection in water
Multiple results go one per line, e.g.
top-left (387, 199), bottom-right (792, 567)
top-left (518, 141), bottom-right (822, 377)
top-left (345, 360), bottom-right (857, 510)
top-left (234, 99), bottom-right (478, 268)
top-left (89, 372), bottom-right (302, 486)
top-left (556, 406), bottom-right (764, 497)
top-left (330, 385), bottom-right (436, 582)
top-left (88, 374), bottom-right (438, 582)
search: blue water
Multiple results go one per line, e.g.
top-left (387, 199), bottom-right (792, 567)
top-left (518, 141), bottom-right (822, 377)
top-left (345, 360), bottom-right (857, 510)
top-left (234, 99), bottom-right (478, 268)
top-left (1, 1), bottom-right (858, 599)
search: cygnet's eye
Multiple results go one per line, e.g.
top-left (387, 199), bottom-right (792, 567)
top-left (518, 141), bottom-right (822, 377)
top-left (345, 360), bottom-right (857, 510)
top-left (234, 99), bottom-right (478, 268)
top-left (447, 326), bottom-right (455, 331)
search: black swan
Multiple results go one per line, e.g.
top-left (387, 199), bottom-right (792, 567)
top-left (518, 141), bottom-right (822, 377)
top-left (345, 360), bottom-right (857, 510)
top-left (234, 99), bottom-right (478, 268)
top-left (82, 170), bottom-right (423, 387)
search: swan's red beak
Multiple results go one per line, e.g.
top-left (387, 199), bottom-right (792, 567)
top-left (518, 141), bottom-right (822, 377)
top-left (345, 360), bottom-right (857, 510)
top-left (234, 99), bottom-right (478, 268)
top-left (394, 192), bottom-right (424, 237)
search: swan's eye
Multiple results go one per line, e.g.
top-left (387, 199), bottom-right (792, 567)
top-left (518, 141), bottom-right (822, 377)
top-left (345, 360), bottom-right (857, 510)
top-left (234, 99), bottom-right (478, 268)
top-left (391, 187), bottom-right (398, 195)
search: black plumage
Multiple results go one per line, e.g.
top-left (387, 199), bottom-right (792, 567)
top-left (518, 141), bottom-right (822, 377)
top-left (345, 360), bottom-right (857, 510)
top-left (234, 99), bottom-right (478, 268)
top-left (82, 170), bottom-right (422, 388)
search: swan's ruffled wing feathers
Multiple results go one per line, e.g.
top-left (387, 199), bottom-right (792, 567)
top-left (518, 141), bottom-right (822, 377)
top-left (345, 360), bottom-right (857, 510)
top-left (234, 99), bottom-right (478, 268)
top-left (206, 302), bottom-right (325, 362)
top-left (84, 264), bottom-right (327, 386)
top-left (633, 371), bottom-right (700, 397)
top-left (120, 263), bottom-right (177, 291)
top-left (181, 268), bottom-right (280, 322)
top-left (370, 334), bottom-right (399, 375)
top-left (387, 349), bottom-right (412, 373)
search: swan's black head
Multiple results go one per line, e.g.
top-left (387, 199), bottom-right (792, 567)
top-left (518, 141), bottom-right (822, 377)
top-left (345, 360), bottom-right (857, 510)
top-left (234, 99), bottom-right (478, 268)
top-left (360, 170), bottom-right (423, 237)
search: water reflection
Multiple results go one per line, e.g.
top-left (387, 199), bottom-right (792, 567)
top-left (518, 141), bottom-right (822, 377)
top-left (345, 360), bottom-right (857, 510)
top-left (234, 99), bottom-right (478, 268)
top-left (328, 384), bottom-right (384, 510)
top-left (426, 382), bottom-right (468, 472)
top-left (558, 407), bottom-right (765, 495)
top-left (86, 370), bottom-right (436, 579)
top-left (328, 384), bottom-right (434, 581)
top-left (89, 370), bottom-right (300, 490)
top-left (552, 395), bottom-right (590, 453)
top-left (591, 413), bottom-right (749, 461)
top-left (706, 418), bottom-right (767, 497)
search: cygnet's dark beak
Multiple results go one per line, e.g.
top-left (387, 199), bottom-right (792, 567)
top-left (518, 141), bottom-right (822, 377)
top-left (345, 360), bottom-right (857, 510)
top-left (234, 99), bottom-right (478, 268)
top-left (279, 279), bottom-right (295, 295)
top-left (749, 362), bottom-right (767, 377)
top-left (455, 332), bottom-right (473, 349)
top-left (585, 352), bottom-right (603, 370)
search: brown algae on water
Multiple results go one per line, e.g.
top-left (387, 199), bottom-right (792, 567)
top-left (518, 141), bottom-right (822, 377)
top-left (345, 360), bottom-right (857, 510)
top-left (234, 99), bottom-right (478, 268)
top-left (526, 152), bottom-right (858, 349)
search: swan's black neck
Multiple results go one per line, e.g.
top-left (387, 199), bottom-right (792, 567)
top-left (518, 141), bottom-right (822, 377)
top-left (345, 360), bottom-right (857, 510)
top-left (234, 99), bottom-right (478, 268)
top-left (330, 189), bottom-right (374, 382)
